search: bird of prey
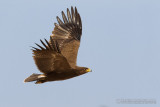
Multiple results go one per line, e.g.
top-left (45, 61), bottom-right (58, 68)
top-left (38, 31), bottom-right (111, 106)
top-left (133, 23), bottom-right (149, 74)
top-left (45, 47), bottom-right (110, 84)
top-left (24, 7), bottom-right (91, 84)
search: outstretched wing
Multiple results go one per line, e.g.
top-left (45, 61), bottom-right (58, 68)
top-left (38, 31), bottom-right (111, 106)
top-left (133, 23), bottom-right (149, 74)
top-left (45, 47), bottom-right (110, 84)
top-left (32, 37), bottom-right (71, 74)
top-left (50, 6), bottom-right (82, 68)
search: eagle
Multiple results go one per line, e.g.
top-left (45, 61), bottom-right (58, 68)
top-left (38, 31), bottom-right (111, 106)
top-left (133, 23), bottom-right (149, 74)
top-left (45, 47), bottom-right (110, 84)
top-left (24, 6), bottom-right (91, 84)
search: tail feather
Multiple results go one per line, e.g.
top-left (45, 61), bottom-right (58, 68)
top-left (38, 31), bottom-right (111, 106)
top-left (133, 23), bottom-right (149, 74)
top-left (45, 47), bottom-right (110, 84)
top-left (24, 73), bottom-right (41, 83)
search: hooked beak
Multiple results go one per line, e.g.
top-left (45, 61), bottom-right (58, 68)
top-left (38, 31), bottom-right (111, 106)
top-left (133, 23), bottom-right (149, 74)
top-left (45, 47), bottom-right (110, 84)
top-left (86, 68), bottom-right (92, 72)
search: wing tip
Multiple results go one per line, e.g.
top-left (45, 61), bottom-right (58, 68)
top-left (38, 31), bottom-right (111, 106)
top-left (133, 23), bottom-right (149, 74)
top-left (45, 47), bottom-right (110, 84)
top-left (31, 37), bottom-right (62, 54)
top-left (57, 6), bottom-right (81, 25)
top-left (53, 6), bottom-right (82, 41)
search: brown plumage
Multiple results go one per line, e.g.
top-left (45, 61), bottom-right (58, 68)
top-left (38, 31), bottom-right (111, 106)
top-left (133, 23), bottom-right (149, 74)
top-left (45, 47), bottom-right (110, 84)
top-left (24, 7), bottom-right (91, 84)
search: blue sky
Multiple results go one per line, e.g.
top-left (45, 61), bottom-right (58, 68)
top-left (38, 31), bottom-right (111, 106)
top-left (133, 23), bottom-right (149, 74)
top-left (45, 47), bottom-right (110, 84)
top-left (0, 0), bottom-right (160, 107)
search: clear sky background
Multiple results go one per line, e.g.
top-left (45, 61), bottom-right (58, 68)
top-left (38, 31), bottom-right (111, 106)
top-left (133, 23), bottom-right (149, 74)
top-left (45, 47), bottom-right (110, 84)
top-left (0, 0), bottom-right (160, 107)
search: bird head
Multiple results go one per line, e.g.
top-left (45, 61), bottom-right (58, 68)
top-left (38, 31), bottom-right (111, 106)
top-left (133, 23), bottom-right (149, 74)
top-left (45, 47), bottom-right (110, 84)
top-left (75, 67), bottom-right (92, 75)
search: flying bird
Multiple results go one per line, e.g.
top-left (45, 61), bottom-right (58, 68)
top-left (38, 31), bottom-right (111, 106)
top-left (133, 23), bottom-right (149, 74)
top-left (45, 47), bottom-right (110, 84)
top-left (24, 7), bottom-right (91, 84)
